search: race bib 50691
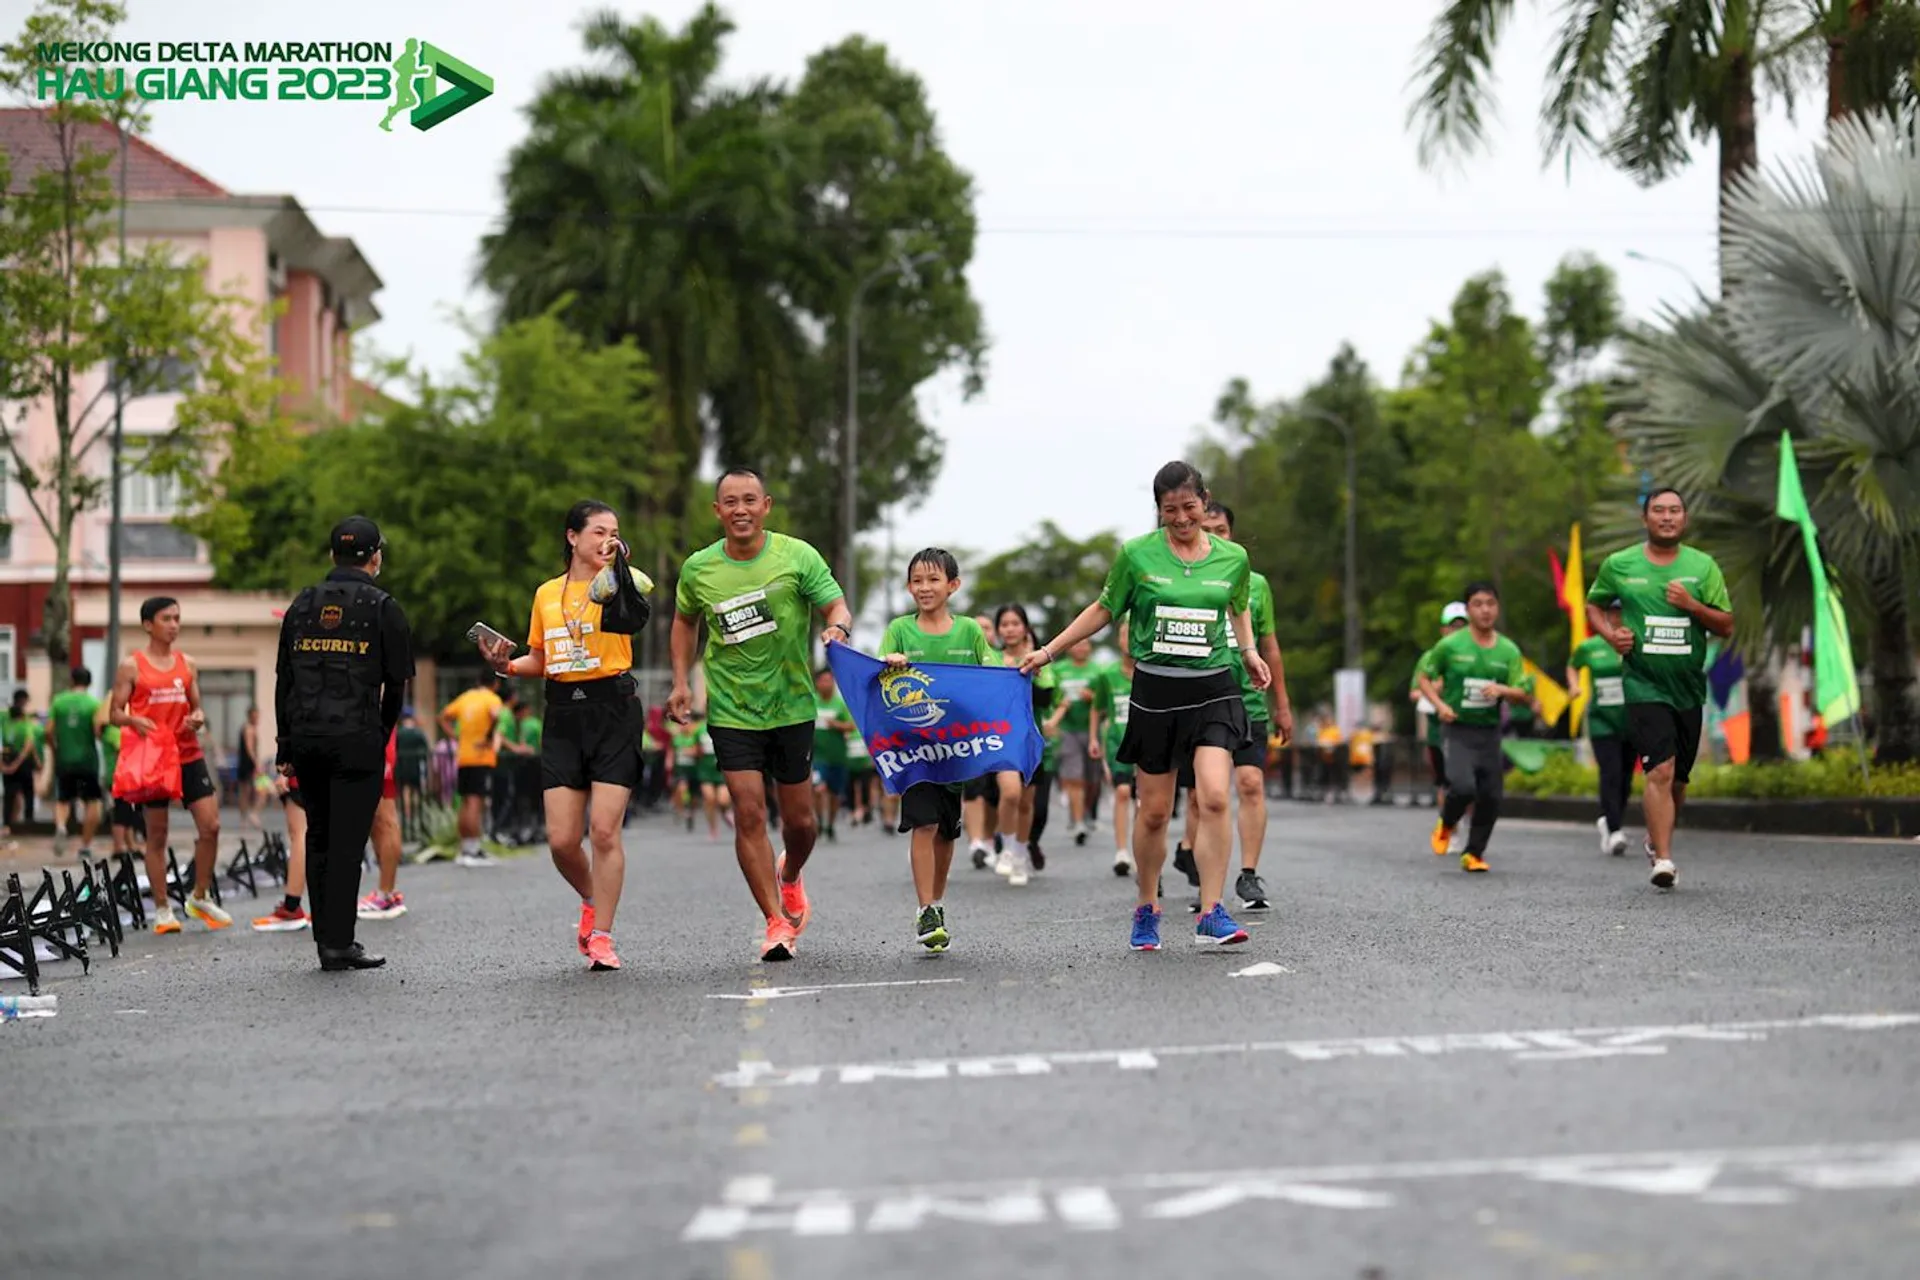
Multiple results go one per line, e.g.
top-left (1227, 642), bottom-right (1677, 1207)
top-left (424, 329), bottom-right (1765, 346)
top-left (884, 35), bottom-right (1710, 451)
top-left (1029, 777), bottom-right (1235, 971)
top-left (715, 589), bottom-right (777, 646)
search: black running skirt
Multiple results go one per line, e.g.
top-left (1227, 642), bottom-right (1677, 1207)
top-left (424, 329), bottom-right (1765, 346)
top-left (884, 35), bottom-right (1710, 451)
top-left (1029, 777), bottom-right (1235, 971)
top-left (1116, 667), bottom-right (1250, 778)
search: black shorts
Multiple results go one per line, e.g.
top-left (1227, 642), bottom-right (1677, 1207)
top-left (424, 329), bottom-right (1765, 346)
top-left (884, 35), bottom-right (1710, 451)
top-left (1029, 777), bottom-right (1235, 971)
top-left (456, 765), bottom-right (494, 798)
top-left (112, 798), bottom-right (141, 828)
top-left (709, 722), bottom-right (813, 788)
top-left (1120, 668), bottom-right (1250, 778)
top-left (1181, 719), bottom-right (1268, 787)
top-left (147, 758), bottom-right (216, 810)
top-left (56, 770), bottom-right (102, 803)
top-left (541, 677), bottom-right (643, 792)
top-left (280, 787), bottom-right (306, 811)
top-left (898, 781), bottom-right (964, 841)
top-left (1108, 763), bottom-right (1135, 789)
top-left (962, 774), bottom-right (1000, 805)
top-left (1629, 703), bottom-right (1705, 785)
top-left (1426, 743), bottom-right (1449, 789)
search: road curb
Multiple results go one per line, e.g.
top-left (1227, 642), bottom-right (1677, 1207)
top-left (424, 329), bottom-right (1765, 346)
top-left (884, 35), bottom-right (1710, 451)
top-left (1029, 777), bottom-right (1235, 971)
top-left (1502, 795), bottom-right (1920, 839)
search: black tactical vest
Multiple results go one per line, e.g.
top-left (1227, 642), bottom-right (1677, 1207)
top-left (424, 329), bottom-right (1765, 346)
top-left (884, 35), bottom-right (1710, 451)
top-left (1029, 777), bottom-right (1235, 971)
top-left (284, 575), bottom-right (388, 739)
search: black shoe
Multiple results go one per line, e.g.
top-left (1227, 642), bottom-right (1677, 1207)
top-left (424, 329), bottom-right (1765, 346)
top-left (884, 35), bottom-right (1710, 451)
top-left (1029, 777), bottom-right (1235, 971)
top-left (1236, 869), bottom-right (1270, 911)
top-left (1074, 826), bottom-right (1088, 847)
top-left (972, 846), bottom-right (989, 870)
top-left (1172, 843), bottom-right (1199, 887)
top-left (1028, 843), bottom-right (1046, 872)
top-left (318, 943), bottom-right (386, 971)
top-left (994, 834), bottom-right (1004, 855)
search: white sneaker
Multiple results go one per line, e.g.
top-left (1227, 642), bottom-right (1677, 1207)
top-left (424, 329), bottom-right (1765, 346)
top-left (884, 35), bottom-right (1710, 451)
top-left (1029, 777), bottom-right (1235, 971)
top-left (1595, 817), bottom-right (1611, 856)
top-left (1650, 858), bottom-right (1678, 889)
top-left (1113, 847), bottom-right (1134, 877)
top-left (1009, 850), bottom-right (1031, 887)
top-left (457, 850), bottom-right (499, 868)
top-left (1447, 826), bottom-right (1467, 855)
top-left (1608, 831), bottom-right (1628, 857)
top-left (993, 849), bottom-right (1014, 877)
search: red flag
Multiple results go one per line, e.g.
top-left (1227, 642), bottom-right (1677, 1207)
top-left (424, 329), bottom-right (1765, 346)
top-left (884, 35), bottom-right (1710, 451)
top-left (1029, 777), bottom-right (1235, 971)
top-left (1548, 547), bottom-right (1566, 611)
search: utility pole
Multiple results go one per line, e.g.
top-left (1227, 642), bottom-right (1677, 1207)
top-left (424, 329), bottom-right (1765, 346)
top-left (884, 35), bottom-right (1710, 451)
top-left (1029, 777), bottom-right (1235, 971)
top-left (104, 121), bottom-right (129, 691)
top-left (843, 249), bottom-right (940, 624)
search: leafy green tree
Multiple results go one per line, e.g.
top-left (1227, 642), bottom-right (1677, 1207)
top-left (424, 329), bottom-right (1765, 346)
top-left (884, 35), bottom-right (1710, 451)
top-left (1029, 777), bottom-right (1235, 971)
top-left (0, 0), bottom-right (277, 665)
top-left (965, 522), bottom-right (1126, 636)
top-left (478, 6), bottom-right (985, 598)
top-left (195, 313), bottom-right (672, 660)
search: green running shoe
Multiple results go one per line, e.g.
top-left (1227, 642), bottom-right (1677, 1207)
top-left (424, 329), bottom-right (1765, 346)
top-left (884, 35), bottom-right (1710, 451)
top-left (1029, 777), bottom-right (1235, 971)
top-left (915, 904), bottom-right (949, 953)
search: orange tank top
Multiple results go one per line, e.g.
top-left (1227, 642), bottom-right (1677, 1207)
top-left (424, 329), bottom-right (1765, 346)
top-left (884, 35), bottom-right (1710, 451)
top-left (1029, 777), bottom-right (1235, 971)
top-left (131, 650), bottom-right (202, 764)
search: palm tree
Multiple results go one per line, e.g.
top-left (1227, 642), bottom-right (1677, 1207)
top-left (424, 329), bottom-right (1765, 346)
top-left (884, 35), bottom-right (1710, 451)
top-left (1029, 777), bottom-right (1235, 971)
top-left (1611, 114), bottom-right (1920, 760)
top-left (478, 5), bottom-right (806, 542)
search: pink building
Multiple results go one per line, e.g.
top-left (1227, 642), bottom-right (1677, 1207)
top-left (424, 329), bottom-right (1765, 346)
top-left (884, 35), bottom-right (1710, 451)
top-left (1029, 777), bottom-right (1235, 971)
top-left (0, 108), bottom-right (383, 768)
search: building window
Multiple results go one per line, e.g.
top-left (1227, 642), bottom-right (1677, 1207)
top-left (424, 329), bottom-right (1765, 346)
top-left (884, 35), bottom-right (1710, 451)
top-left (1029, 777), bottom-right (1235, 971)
top-left (119, 444), bottom-right (182, 518)
top-left (0, 624), bottom-right (15, 695)
top-left (109, 354), bottom-right (196, 397)
top-left (116, 522), bottom-right (199, 561)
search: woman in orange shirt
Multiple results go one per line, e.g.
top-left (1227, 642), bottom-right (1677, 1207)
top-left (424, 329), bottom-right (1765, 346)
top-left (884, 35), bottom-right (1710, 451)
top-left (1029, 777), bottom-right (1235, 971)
top-left (478, 501), bottom-right (642, 972)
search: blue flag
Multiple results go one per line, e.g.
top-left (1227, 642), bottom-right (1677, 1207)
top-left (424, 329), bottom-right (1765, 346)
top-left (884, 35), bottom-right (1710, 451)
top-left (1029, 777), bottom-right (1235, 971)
top-left (826, 642), bottom-right (1044, 796)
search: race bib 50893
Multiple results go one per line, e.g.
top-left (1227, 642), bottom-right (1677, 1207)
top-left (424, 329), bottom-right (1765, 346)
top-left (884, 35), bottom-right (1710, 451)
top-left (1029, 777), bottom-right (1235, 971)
top-left (1151, 605), bottom-right (1218, 659)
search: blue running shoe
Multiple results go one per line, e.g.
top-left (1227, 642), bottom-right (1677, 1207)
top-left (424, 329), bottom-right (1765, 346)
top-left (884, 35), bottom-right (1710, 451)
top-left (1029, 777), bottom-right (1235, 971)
top-left (1129, 904), bottom-right (1162, 951)
top-left (1193, 903), bottom-right (1249, 946)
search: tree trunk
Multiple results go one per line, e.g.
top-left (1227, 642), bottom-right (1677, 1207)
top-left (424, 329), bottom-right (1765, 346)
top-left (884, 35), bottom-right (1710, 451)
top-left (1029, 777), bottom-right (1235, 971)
top-left (1826, 1), bottom-right (1881, 123)
top-left (1746, 658), bottom-right (1786, 761)
top-left (1717, 51), bottom-right (1761, 298)
top-left (1868, 586), bottom-right (1919, 763)
top-left (45, 554), bottom-right (72, 670)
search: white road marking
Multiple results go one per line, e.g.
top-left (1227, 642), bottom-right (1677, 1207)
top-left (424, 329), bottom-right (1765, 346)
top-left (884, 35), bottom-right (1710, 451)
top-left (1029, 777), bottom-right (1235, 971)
top-left (681, 1140), bottom-right (1920, 1240)
top-left (707, 979), bottom-right (964, 1001)
top-left (712, 1012), bottom-right (1920, 1089)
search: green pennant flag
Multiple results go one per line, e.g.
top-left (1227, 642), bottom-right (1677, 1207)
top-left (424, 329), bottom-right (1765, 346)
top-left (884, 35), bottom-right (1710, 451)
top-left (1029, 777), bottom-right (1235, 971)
top-left (1776, 434), bottom-right (1861, 726)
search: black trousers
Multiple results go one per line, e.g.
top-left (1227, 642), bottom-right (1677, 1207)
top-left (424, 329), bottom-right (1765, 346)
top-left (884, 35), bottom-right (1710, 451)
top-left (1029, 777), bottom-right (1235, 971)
top-left (1593, 735), bottom-right (1635, 834)
top-left (1028, 768), bottom-right (1056, 845)
top-left (289, 736), bottom-right (384, 951)
top-left (1440, 724), bottom-right (1504, 856)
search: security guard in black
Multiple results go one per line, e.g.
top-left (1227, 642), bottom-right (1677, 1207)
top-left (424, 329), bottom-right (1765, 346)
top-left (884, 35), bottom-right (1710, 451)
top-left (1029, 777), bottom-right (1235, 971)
top-left (275, 516), bottom-right (414, 971)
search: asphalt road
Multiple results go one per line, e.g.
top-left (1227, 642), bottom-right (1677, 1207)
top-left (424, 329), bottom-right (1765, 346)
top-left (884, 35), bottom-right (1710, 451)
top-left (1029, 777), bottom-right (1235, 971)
top-left (6, 799), bottom-right (1920, 1280)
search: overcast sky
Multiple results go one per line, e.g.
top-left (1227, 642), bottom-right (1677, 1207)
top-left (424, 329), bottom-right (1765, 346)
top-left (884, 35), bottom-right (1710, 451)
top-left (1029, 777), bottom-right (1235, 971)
top-left (98, 0), bottom-right (1826, 566)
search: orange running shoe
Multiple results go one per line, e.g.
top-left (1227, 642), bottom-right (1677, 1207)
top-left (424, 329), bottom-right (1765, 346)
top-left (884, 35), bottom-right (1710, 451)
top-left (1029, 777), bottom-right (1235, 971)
top-left (153, 908), bottom-right (182, 935)
top-left (1461, 853), bottom-right (1490, 873)
top-left (1429, 820), bottom-right (1455, 856)
top-left (776, 853), bottom-right (811, 935)
top-left (761, 916), bottom-right (798, 962)
top-left (577, 902), bottom-right (595, 955)
top-left (185, 893), bottom-right (232, 930)
top-left (584, 932), bottom-right (621, 971)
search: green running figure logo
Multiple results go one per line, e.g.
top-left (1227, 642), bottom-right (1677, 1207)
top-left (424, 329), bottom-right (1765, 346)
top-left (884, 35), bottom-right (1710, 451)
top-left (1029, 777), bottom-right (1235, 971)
top-left (380, 37), bottom-right (491, 133)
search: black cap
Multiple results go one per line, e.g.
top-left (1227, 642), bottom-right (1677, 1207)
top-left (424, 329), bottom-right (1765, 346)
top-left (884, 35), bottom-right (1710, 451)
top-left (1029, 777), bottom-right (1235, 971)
top-left (1607, 596), bottom-right (1623, 609)
top-left (330, 516), bottom-right (383, 563)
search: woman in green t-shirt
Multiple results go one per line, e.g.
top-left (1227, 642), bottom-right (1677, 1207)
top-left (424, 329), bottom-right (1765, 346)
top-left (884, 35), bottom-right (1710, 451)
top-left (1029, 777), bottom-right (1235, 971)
top-left (1027, 461), bottom-right (1269, 952)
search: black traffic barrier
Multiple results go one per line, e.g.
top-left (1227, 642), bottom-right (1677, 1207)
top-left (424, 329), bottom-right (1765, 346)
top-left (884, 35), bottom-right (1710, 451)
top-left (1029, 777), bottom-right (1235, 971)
top-left (26, 869), bottom-right (89, 974)
top-left (110, 851), bottom-right (147, 931)
top-left (76, 860), bottom-right (122, 957)
top-left (0, 874), bottom-right (41, 996)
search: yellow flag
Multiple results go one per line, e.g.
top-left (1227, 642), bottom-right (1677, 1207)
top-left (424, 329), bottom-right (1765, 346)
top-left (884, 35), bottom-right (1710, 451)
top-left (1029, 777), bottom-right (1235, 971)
top-left (1523, 657), bottom-right (1570, 729)
top-left (1561, 522), bottom-right (1591, 733)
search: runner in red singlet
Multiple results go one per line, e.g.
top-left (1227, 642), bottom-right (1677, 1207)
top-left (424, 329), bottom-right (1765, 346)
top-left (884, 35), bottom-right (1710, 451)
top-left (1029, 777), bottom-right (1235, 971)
top-left (108, 597), bottom-right (228, 934)
top-left (359, 728), bottom-right (407, 920)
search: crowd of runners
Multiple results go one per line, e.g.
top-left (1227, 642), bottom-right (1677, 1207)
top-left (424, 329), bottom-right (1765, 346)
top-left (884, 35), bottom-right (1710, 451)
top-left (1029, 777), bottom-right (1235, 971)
top-left (72, 461), bottom-right (1730, 973)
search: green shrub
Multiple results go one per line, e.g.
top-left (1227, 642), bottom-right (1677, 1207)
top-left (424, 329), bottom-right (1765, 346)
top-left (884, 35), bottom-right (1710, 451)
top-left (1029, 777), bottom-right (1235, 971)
top-left (1506, 745), bottom-right (1920, 800)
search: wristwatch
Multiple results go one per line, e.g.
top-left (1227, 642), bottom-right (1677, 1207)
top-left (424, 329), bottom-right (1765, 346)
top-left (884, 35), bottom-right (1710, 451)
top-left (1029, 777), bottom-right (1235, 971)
top-left (827, 624), bottom-right (851, 641)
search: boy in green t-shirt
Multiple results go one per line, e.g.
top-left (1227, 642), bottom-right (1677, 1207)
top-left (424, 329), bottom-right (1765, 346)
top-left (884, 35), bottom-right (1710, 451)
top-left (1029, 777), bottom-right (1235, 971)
top-left (1416, 581), bottom-right (1534, 873)
top-left (48, 666), bottom-right (105, 858)
top-left (811, 670), bottom-right (854, 839)
top-left (880, 548), bottom-right (995, 952)
top-left (1568, 598), bottom-right (1633, 856)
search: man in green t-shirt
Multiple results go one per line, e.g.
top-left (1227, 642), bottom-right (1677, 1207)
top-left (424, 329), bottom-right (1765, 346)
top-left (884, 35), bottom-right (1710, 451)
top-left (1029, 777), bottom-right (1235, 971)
top-left (48, 665), bottom-right (104, 857)
top-left (668, 466), bottom-right (852, 961)
top-left (1569, 598), bottom-right (1632, 856)
top-left (1586, 487), bottom-right (1734, 889)
top-left (1411, 602), bottom-right (1468, 845)
top-left (1417, 581), bottom-right (1533, 873)
top-left (811, 669), bottom-right (853, 839)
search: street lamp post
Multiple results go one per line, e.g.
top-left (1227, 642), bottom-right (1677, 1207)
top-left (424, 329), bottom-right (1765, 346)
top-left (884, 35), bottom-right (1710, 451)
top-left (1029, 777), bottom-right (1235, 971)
top-left (843, 249), bottom-right (939, 624)
top-left (1296, 405), bottom-right (1360, 668)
